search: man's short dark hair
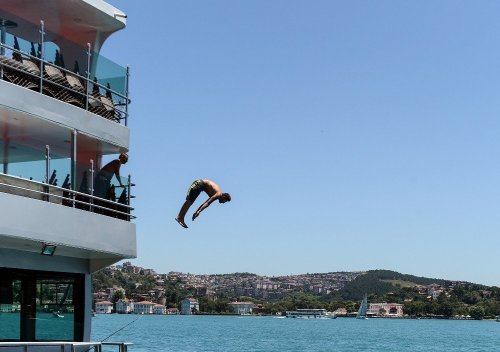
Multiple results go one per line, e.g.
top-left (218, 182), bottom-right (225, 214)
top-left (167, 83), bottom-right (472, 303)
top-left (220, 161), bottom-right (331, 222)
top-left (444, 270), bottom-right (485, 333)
top-left (119, 153), bottom-right (129, 163)
top-left (222, 193), bottom-right (231, 202)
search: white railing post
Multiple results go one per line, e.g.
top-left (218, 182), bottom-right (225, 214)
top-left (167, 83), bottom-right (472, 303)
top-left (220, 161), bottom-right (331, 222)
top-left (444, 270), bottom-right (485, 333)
top-left (71, 129), bottom-right (77, 207)
top-left (90, 159), bottom-right (94, 211)
top-left (39, 20), bottom-right (45, 93)
top-left (45, 145), bottom-right (50, 184)
top-left (125, 65), bottom-right (130, 126)
top-left (85, 43), bottom-right (91, 110)
top-left (44, 144), bottom-right (50, 202)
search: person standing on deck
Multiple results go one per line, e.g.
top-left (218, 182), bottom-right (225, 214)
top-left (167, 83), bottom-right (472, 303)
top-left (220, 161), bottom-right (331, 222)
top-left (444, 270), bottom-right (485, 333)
top-left (175, 179), bottom-right (231, 228)
top-left (94, 153), bottom-right (128, 198)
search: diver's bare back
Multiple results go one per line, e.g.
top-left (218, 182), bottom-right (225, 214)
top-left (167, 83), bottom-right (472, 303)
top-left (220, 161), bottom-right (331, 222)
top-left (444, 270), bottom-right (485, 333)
top-left (202, 179), bottom-right (222, 197)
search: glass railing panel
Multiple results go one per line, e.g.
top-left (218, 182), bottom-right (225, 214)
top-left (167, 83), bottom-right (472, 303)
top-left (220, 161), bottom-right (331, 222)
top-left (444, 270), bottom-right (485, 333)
top-left (1, 32), bottom-right (39, 62)
top-left (1, 31), bottom-right (12, 57)
top-left (2, 31), bottom-right (14, 48)
top-left (7, 160), bottom-right (45, 182)
top-left (109, 174), bottom-right (129, 204)
top-left (94, 170), bottom-right (129, 200)
top-left (74, 160), bottom-right (91, 195)
top-left (44, 42), bottom-right (60, 65)
top-left (1, 32), bottom-right (15, 55)
top-left (92, 53), bottom-right (128, 124)
top-left (1, 142), bottom-right (71, 186)
top-left (49, 157), bottom-right (72, 189)
top-left (93, 53), bottom-right (127, 99)
top-left (1, 27), bottom-right (129, 124)
top-left (12, 35), bottom-right (35, 58)
top-left (0, 141), bottom-right (40, 182)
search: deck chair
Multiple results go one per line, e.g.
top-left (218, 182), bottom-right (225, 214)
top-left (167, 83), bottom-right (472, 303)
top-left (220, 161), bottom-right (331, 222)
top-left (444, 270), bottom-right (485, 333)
top-left (61, 174), bottom-right (74, 207)
top-left (61, 174), bottom-right (71, 189)
top-left (1, 63), bottom-right (38, 90)
top-left (66, 61), bottom-right (86, 92)
top-left (49, 169), bottom-right (57, 186)
top-left (94, 184), bottom-right (116, 217)
top-left (43, 66), bottom-right (84, 108)
top-left (62, 60), bottom-right (87, 106)
top-left (88, 77), bottom-right (113, 119)
top-left (117, 187), bottom-right (130, 220)
top-left (99, 95), bottom-right (119, 122)
top-left (99, 83), bottom-right (120, 122)
top-left (1, 41), bottom-right (39, 91)
top-left (75, 171), bottom-right (90, 211)
top-left (6, 37), bottom-right (40, 89)
top-left (42, 50), bottom-right (84, 107)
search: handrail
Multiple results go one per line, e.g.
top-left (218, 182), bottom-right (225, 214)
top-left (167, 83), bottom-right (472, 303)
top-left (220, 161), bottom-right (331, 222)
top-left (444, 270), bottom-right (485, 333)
top-left (0, 172), bottom-right (134, 209)
top-left (0, 45), bottom-right (127, 102)
top-left (0, 42), bottom-right (129, 124)
top-left (0, 173), bottom-right (135, 220)
top-left (102, 342), bottom-right (133, 352)
top-left (0, 341), bottom-right (133, 352)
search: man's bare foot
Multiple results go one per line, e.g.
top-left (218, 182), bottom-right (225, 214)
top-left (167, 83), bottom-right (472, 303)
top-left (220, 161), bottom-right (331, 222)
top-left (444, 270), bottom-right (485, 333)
top-left (175, 217), bottom-right (188, 228)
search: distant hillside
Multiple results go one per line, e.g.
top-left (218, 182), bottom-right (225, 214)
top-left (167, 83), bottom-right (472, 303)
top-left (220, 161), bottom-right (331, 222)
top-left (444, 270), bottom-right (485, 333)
top-left (339, 269), bottom-right (467, 300)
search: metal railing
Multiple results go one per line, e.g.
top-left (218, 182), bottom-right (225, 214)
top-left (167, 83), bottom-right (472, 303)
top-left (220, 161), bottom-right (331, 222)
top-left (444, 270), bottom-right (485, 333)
top-left (0, 21), bottom-right (130, 126)
top-left (0, 341), bottom-right (133, 352)
top-left (0, 145), bottom-right (135, 220)
top-left (0, 173), bottom-right (135, 221)
top-left (102, 343), bottom-right (132, 352)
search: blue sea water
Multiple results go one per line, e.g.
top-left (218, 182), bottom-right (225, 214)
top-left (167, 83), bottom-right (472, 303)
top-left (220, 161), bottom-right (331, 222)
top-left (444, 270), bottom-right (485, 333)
top-left (91, 315), bottom-right (500, 352)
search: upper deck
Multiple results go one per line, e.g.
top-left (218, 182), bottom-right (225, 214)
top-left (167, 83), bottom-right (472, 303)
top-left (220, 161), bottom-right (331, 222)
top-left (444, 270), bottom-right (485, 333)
top-left (0, 0), bottom-right (131, 129)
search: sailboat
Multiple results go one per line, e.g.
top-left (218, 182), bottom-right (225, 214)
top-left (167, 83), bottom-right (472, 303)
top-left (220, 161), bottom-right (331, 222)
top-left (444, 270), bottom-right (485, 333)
top-left (356, 293), bottom-right (368, 319)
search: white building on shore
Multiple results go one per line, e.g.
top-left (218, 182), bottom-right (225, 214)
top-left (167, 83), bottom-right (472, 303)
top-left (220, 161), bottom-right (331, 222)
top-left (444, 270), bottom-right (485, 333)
top-left (134, 301), bottom-right (155, 314)
top-left (116, 299), bottom-right (134, 314)
top-left (229, 301), bottom-right (254, 315)
top-left (95, 301), bottom-right (113, 314)
top-left (368, 303), bottom-right (404, 317)
top-left (181, 298), bottom-right (199, 315)
top-left (153, 304), bottom-right (167, 315)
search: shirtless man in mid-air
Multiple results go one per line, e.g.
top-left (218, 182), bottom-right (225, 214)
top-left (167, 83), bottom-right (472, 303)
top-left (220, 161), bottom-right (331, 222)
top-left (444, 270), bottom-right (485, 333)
top-left (175, 179), bottom-right (231, 228)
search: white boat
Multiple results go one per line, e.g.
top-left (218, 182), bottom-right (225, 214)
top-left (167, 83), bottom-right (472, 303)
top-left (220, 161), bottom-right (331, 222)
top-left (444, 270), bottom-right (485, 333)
top-left (53, 311), bottom-right (64, 318)
top-left (285, 309), bottom-right (336, 319)
top-left (0, 1), bottom-right (136, 351)
top-left (356, 293), bottom-right (368, 319)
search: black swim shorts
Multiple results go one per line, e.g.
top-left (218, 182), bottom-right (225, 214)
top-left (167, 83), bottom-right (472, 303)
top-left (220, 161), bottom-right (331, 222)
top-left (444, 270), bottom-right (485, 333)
top-left (186, 179), bottom-right (204, 203)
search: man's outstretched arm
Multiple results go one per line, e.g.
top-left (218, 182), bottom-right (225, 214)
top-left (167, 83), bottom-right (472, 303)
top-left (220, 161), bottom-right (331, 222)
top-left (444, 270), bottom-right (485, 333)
top-left (192, 195), bottom-right (219, 220)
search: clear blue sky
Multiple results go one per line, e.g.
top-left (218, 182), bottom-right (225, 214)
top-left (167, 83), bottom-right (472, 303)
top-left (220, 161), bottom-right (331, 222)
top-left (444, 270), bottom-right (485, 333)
top-left (102, 1), bottom-right (500, 286)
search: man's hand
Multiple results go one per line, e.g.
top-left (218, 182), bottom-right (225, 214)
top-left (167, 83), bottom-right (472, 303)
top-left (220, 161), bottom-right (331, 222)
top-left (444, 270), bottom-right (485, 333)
top-left (192, 211), bottom-right (200, 221)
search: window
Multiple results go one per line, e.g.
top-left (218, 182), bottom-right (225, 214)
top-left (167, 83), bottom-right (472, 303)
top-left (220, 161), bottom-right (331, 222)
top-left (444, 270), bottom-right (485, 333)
top-left (0, 279), bottom-right (21, 341)
top-left (0, 268), bottom-right (84, 342)
top-left (36, 280), bottom-right (75, 340)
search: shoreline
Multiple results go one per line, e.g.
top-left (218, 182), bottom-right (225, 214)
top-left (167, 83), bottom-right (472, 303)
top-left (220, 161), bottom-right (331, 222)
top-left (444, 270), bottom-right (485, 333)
top-left (94, 312), bottom-right (498, 321)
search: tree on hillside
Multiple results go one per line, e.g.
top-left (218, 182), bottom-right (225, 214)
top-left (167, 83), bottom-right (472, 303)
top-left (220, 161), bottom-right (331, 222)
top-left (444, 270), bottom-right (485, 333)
top-left (469, 306), bottom-right (485, 320)
top-left (340, 273), bottom-right (394, 300)
top-left (432, 292), bottom-right (453, 317)
top-left (112, 290), bottom-right (124, 303)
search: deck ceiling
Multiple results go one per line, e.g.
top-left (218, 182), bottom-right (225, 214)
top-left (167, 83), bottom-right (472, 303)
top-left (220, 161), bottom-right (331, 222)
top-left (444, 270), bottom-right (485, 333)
top-left (0, 0), bottom-right (125, 47)
top-left (0, 105), bottom-right (121, 163)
